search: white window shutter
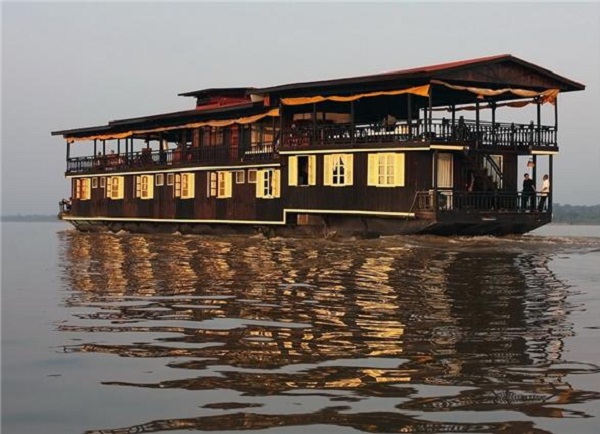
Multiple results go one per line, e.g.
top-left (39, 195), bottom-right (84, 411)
top-left (256, 170), bottom-right (264, 198)
top-left (308, 155), bottom-right (317, 186)
top-left (288, 156), bottom-right (298, 186)
top-left (394, 153), bottom-right (405, 187)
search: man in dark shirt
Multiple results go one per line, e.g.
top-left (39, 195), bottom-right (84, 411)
top-left (521, 173), bottom-right (536, 211)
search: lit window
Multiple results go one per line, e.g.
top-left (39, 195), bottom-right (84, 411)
top-left (100, 177), bottom-right (106, 188)
top-left (207, 172), bottom-right (217, 197)
top-left (74, 178), bottom-right (91, 200)
top-left (235, 170), bottom-right (245, 184)
top-left (92, 177), bottom-right (98, 189)
top-left (217, 171), bottom-right (232, 198)
top-left (107, 176), bottom-right (124, 199)
top-left (368, 153), bottom-right (405, 187)
top-left (135, 175), bottom-right (154, 199)
top-left (256, 169), bottom-right (280, 199)
top-left (324, 154), bottom-right (353, 186)
top-left (167, 173), bottom-right (174, 186)
top-left (248, 169), bottom-right (257, 183)
top-left (156, 174), bottom-right (164, 186)
top-left (175, 173), bottom-right (195, 199)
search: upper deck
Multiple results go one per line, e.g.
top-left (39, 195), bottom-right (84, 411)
top-left (54, 54), bottom-right (583, 176)
top-left (63, 117), bottom-right (557, 175)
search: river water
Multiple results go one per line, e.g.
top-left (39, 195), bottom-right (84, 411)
top-left (2, 222), bottom-right (600, 434)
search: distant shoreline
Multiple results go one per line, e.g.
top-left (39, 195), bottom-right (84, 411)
top-left (3, 203), bottom-right (599, 225)
top-left (1, 215), bottom-right (61, 222)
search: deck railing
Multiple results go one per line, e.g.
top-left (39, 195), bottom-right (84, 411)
top-left (66, 118), bottom-right (557, 174)
top-left (414, 190), bottom-right (550, 213)
top-left (66, 143), bottom-right (276, 174)
top-left (281, 119), bottom-right (557, 150)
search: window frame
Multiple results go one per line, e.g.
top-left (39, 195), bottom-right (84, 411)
top-left (74, 178), bottom-right (91, 200)
top-left (135, 174), bottom-right (154, 199)
top-left (288, 155), bottom-right (316, 186)
top-left (323, 154), bottom-right (353, 187)
top-left (174, 173), bottom-right (195, 199)
top-left (367, 153), bottom-right (405, 187)
top-left (107, 176), bottom-right (124, 200)
top-left (217, 171), bottom-right (232, 199)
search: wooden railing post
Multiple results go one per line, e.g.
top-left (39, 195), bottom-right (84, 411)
top-left (510, 123), bottom-right (515, 148)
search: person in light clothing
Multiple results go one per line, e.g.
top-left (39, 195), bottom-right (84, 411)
top-left (538, 174), bottom-right (550, 211)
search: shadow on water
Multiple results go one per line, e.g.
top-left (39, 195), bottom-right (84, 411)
top-left (56, 231), bottom-right (600, 433)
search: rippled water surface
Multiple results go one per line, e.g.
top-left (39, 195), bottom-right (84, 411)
top-left (2, 222), bottom-right (600, 434)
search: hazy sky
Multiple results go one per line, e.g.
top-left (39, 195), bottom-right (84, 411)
top-left (2, 1), bottom-right (599, 214)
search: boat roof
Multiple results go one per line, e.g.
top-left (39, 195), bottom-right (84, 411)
top-left (252, 54), bottom-right (585, 94)
top-left (52, 54), bottom-right (585, 139)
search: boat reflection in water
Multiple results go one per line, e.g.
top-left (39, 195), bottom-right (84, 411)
top-left (58, 231), bottom-right (600, 433)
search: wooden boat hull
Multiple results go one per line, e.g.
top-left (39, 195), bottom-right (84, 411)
top-left (60, 211), bottom-right (549, 238)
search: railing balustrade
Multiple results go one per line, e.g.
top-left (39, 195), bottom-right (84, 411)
top-left (280, 119), bottom-right (557, 150)
top-left (66, 142), bottom-right (276, 174)
top-left (65, 118), bottom-right (557, 175)
top-left (414, 190), bottom-right (550, 213)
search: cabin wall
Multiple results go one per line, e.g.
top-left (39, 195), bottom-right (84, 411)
top-left (283, 151), bottom-right (432, 214)
top-left (68, 149), bottom-right (519, 225)
top-left (69, 167), bottom-right (283, 223)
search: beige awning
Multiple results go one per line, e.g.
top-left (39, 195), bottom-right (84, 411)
top-left (280, 84), bottom-right (431, 106)
top-left (66, 108), bottom-right (280, 142)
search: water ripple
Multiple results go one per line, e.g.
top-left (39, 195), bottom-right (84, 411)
top-left (54, 230), bottom-right (600, 433)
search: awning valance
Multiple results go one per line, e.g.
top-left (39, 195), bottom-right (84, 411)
top-left (66, 108), bottom-right (280, 143)
top-left (431, 79), bottom-right (560, 104)
top-left (280, 84), bottom-right (431, 106)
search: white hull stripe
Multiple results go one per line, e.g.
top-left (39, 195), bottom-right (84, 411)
top-left (63, 208), bottom-right (416, 225)
top-left (278, 147), bottom-right (430, 155)
top-left (66, 163), bottom-right (281, 179)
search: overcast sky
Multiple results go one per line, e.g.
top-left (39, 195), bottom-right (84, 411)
top-left (2, 1), bottom-right (599, 215)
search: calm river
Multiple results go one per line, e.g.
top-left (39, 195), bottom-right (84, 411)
top-left (2, 222), bottom-right (600, 434)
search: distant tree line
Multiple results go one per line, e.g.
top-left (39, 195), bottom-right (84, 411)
top-left (1, 214), bottom-right (58, 222)
top-left (552, 204), bottom-right (600, 224)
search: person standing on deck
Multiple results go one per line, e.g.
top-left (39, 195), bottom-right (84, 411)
top-left (521, 173), bottom-right (536, 211)
top-left (538, 174), bottom-right (550, 211)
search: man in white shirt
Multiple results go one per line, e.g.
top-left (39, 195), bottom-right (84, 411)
top-left (538, 174), bottom-right (550, 211)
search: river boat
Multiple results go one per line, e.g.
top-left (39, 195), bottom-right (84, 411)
top-left (53, 54), bottom-right (584, 237)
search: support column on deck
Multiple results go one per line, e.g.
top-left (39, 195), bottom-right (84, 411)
top-left (433, 150), bottom-right (438, 220)
top-left (407, 94), bottom-right (413, 138)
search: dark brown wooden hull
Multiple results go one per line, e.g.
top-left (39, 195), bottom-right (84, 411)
top-left (61, 210), bottom-right (549, 238)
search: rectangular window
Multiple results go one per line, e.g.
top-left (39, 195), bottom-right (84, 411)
top-left (135, 175), bottom-right (154, 199)
top-left (247, 169), bottom-right (257, 183)
top-left (207, 172), bottom-right (217, 197)
top-left (107, 176), bottom-right (124, 199)
top-left (100, 177), bottom-right (106, 188)
top-left (92, 177), bottom-right (98, 189)
top-left (288, 155), bottom-right (316, 186)
top-left (436, 153), bottom-right (453, 189)
top-left (167, 173), bottom-right (174, 186)
top-left (368, 153), bottom-right (405, 187)
top-left (235, 170), bottom-right (245, 184)
top-left (217, 171), bottom-right (233, 198)
top-left (175, 173), bottom-right (195, 199)
top-left (256, 169), bottom-right (280, 199)
top-left (324, 154), bottom-right (353, 186)
top-left (156, 173), bottom-right (165, 186)
top-left (74, 178), bottom-right (91, 200)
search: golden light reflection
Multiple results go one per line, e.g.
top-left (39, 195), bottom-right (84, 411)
top-left (57, 232), bottom-right (598, 433)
